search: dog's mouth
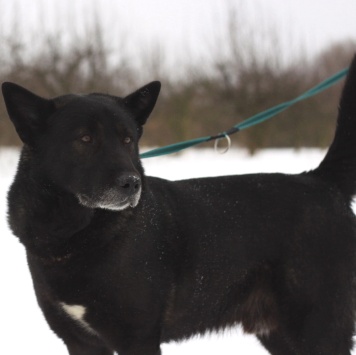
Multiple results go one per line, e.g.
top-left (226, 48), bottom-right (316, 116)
top-left (76, 187), bottom-right (142, 211)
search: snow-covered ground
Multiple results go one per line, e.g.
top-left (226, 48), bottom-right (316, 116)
top-left (0, 147), bottom-right (354, 354)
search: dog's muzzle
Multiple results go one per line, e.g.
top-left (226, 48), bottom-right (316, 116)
top-left (77, 174), bottom-right (142, 211)
top-left (117, 173), bottom-right (141, 197)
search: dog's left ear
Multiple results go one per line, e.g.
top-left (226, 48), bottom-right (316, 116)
top-left (124, 81), bottom-right (161, 125)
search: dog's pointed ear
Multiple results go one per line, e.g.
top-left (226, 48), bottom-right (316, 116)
top-left (123, 81), bottom-right (161, 125)
top-left (2, 82), bottom-right (54, 145)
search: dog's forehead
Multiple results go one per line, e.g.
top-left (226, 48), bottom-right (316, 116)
top-left (50, 94), bottom-right (136, 132)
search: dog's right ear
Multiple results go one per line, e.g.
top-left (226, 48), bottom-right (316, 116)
top-left (2, 82), bottom-right (54, 145)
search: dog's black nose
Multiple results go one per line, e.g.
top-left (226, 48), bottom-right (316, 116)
top-left (118, 174), bottom-right (141, 194)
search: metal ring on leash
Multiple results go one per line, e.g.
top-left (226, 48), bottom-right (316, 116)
top-left (214, 133), bottom-right (231, 154)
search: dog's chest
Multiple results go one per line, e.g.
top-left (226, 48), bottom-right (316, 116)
top-left (60, 302), bottom-right (98, 335)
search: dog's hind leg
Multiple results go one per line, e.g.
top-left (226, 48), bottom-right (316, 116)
top-left (258, 331), bottom-right (298, 355)
top-left (259, 321), bottom-right (353, 355)
top-left (268, 300), bottom-right (354, 355)
top-left (258, 284), bottom-right (354, 355)
top-left (298, 306), bottom-right (354, 355)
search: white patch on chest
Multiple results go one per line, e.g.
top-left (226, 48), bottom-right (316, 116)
top-left (60, 302), bottom-right (97, 335)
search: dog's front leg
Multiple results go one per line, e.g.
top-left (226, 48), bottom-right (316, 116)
top-left (66, 342), bottom-right (114, 355)
top-left (116, 342), bottom-right (161, 355)
top-left (110, 325), bottom-right (162, 355)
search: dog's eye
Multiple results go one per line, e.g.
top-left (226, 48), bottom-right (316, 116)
top-left (80, 135), bottom-right (92, 143)
top-left (123, 137), bottom-right (131, 144)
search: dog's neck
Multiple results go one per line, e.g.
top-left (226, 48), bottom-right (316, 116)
top-left (10, 145), bottom-right (137, 263)
top-left (9, 147), bottom-right (91, 259)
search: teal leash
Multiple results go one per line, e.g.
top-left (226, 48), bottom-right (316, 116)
top-left (140, 67), bottom-right (349, 159)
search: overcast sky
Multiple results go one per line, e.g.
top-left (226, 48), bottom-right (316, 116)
top-left (1, 0), bottom-right (355, 67)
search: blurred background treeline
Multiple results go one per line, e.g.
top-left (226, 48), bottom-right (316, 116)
top-left (0, 2), bottom-right (355, 152)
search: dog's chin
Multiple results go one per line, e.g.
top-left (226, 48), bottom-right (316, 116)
top-left (76, 189), bottom-right (141, 211)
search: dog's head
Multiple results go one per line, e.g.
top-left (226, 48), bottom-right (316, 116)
top-left (2, 81), bottom-right (161, 211)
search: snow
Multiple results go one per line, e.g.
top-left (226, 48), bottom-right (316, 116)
top-left (0, 146), bottom-right (353, 354)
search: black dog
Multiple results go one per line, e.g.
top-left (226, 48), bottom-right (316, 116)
top-left (3, 56), bottom-right (356, 355)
